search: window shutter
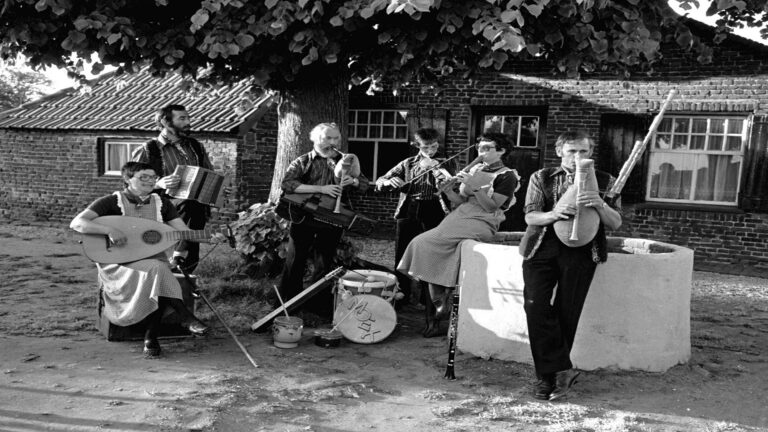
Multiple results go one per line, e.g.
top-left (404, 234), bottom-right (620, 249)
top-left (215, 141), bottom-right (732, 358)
top-left (739, 115), bottom-right (768, 212)
top-left (598, 114), bottom-right (651, 203)
top-left (405, 108), bottom-right (449, 144)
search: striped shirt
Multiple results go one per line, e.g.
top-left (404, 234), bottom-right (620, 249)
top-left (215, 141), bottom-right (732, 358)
top-left (378, 153), bottom-right (456, 200)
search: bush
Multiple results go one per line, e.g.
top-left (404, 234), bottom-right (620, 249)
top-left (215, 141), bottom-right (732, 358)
top-left (230, 202), bottom-right (290, 278)
top-left (230, 201), bottom-right (360, 280)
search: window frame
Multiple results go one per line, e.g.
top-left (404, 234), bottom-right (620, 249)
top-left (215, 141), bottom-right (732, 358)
top-left (348, 109), bottom-right (410, 180)
top-left (645, 114), bottom-right (748, 207)
top-left (99, 137), bottom-right (145, 176)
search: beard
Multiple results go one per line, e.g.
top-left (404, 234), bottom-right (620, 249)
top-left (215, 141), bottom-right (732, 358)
top-left (316, 145), bottom-right (338, 158)
top-left (169, 123), bottom-right (192, 137)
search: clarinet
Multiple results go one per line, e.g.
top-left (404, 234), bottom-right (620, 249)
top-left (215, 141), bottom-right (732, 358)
top-left (444, 289), bottom-right (460, 380)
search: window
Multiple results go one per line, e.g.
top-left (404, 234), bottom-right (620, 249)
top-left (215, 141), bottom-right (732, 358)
top-left (647, 116), bottom-right (746, 205)
top-left (348, 109), bottom-right (410, 180)
top-left (102, 138), bottom-right (144, 175)
top-left (481, 114), bottom-right (540, 147)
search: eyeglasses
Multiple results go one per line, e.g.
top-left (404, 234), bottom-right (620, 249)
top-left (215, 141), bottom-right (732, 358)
top-left (476, 144), bottom-right (497, 152)
top-left (135, 174), bottom-right (159, 182)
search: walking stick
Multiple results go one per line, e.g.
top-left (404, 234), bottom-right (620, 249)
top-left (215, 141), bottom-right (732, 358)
top-left (176, 265), bottom-right (260, 370)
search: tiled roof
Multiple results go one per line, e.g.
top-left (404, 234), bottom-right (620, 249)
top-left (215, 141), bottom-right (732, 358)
top-left (0, 69), bottom-right (272, 133)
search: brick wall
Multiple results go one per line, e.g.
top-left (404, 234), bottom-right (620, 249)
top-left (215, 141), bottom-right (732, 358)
top-left (613, 206), bottom-right (768, 277)
top-left (237, 109), bottom-right (278, 208)
top-left (0, 129), bottom-right (240, 223)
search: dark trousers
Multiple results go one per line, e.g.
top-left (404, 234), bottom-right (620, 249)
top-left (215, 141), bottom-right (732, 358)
top-left (394, 199), bottom-right (445, 302)
top-left (278, 221), bottom-right (343, 317)
top-left (174, 199), bottom-right (208, 272)
top-left (522, 238), bottom-right (597, 378)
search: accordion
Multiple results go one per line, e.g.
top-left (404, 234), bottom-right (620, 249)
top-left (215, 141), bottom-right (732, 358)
top-left (166, 165), bottom-right (230, 208)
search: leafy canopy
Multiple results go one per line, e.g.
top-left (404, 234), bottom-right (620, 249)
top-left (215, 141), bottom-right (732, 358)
top-left (0, 59), bottom-right (51, 109)
top-left (1, 0), bottom-right (765, 94)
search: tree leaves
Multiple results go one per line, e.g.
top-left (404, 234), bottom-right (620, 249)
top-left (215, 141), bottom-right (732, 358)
top-left (2, 0), bottom-right (762, 100)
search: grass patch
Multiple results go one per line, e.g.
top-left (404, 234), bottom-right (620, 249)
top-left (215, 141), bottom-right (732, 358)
top-left (194, 245), bottom-right (274, 332)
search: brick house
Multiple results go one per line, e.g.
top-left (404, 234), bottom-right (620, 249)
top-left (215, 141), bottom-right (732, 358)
top-left (0, 71), bottom-right (277, 221)
top-left (1, 21), bottom-right (767, 277)
top-left (347, 22), bottom-right (768, 277)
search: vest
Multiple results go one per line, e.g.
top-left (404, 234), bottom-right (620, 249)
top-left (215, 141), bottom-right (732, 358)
top-left (519, 167), bottom-right (613, 263)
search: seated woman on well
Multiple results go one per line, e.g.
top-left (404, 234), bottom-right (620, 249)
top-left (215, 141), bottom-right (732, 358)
top-left (70, 161), bottom-right (210, 358)
top-left (397, 133), bottom-right (520, 337)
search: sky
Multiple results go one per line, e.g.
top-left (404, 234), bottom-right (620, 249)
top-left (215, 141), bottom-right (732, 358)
top-left (36, 1), bottom-right (767, 93)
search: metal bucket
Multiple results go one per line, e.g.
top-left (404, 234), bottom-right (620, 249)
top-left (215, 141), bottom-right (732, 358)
top-left (272, 316), bottom-right (303, 348)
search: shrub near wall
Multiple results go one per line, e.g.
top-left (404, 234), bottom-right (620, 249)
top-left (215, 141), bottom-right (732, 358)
top-left (0, 129), bottom-right (239, 222)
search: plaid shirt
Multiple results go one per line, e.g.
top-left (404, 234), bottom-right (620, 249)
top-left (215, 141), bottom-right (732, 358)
top-left (281, 150), bottom-right (370, 194)
top-left (131, 133), bottom-right (213, 176)
top-left (521, 166), bottom-right (620, 262)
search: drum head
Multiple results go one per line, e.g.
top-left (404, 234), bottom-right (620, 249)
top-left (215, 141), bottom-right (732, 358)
top-left (333, 294), bottom-right (396, 344)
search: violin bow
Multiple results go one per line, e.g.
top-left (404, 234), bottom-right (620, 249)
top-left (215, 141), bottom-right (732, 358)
top-left (402, 143), bottom-right (476, 187)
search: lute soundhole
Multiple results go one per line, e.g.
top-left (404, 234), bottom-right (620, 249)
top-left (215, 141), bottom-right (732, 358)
top-left (142, 230), bottom-right (162, 245)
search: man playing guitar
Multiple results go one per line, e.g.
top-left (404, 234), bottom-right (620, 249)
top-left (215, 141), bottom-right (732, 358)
top-left (277, 122), bottom-right (369, 319)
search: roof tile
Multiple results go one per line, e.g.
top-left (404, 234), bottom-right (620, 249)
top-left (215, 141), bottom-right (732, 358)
top-left (0, 69), bottom-right (267, 133)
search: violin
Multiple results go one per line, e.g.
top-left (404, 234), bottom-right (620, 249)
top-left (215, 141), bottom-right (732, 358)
top-left (418, 157), bottom-right (453, 183)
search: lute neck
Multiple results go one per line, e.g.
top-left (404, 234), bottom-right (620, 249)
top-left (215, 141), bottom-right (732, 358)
top-left (165, 229), bottom-right (210, 242)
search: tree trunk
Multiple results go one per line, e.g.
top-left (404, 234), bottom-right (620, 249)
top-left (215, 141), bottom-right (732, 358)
top-left (269, 75), bottom-right (349, 203)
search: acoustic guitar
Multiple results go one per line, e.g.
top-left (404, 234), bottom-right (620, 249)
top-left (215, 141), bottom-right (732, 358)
top-left (81, 216), bottom-right (216, 264)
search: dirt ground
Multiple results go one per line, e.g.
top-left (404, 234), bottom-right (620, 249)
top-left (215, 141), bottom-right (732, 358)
top-left (1, 220), bottom-right (768, 432)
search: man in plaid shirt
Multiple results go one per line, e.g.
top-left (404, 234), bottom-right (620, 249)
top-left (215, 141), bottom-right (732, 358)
top-left (278, 122), bottom-right (369, 318)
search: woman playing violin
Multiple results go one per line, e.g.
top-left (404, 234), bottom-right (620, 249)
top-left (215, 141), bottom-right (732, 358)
top-left (397, 133), bottom-right (521, 337)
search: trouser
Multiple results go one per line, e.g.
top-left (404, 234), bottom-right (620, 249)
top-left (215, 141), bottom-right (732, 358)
top-left (522, 242), bottom-right (597, 378)
top-left (174, 200), bottom-right (209, 272)
top-left (278, 221), bottom-right (343, 317)
top-left (394, 199), bottom-right (445, 303)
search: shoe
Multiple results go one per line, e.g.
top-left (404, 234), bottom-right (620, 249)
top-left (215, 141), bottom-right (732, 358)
top-left (185, 319), bottom-right (210, 336)
top-left (549, 369), bottom-right (580, 401)
top-left (143, 338), bottom-right (161, 358)
top-left (533, 377), bottom-right (554, 400)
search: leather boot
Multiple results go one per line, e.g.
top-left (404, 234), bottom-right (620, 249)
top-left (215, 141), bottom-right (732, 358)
top-left (143, 310), bottom-right (162, 358)
top-left (165, 297), bottom-right (210, 336)
top-left (422, 300), bottom-right (442, 338)
top-left (429, 284), bottom-right (452, 320)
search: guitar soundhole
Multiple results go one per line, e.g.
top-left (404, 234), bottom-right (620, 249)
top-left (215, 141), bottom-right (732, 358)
top-left (142, 230), bottom-right (162, 245)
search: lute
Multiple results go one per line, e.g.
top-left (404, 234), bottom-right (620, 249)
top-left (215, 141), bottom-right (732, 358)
top-left (81, 216), bottom-right (217, 264)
